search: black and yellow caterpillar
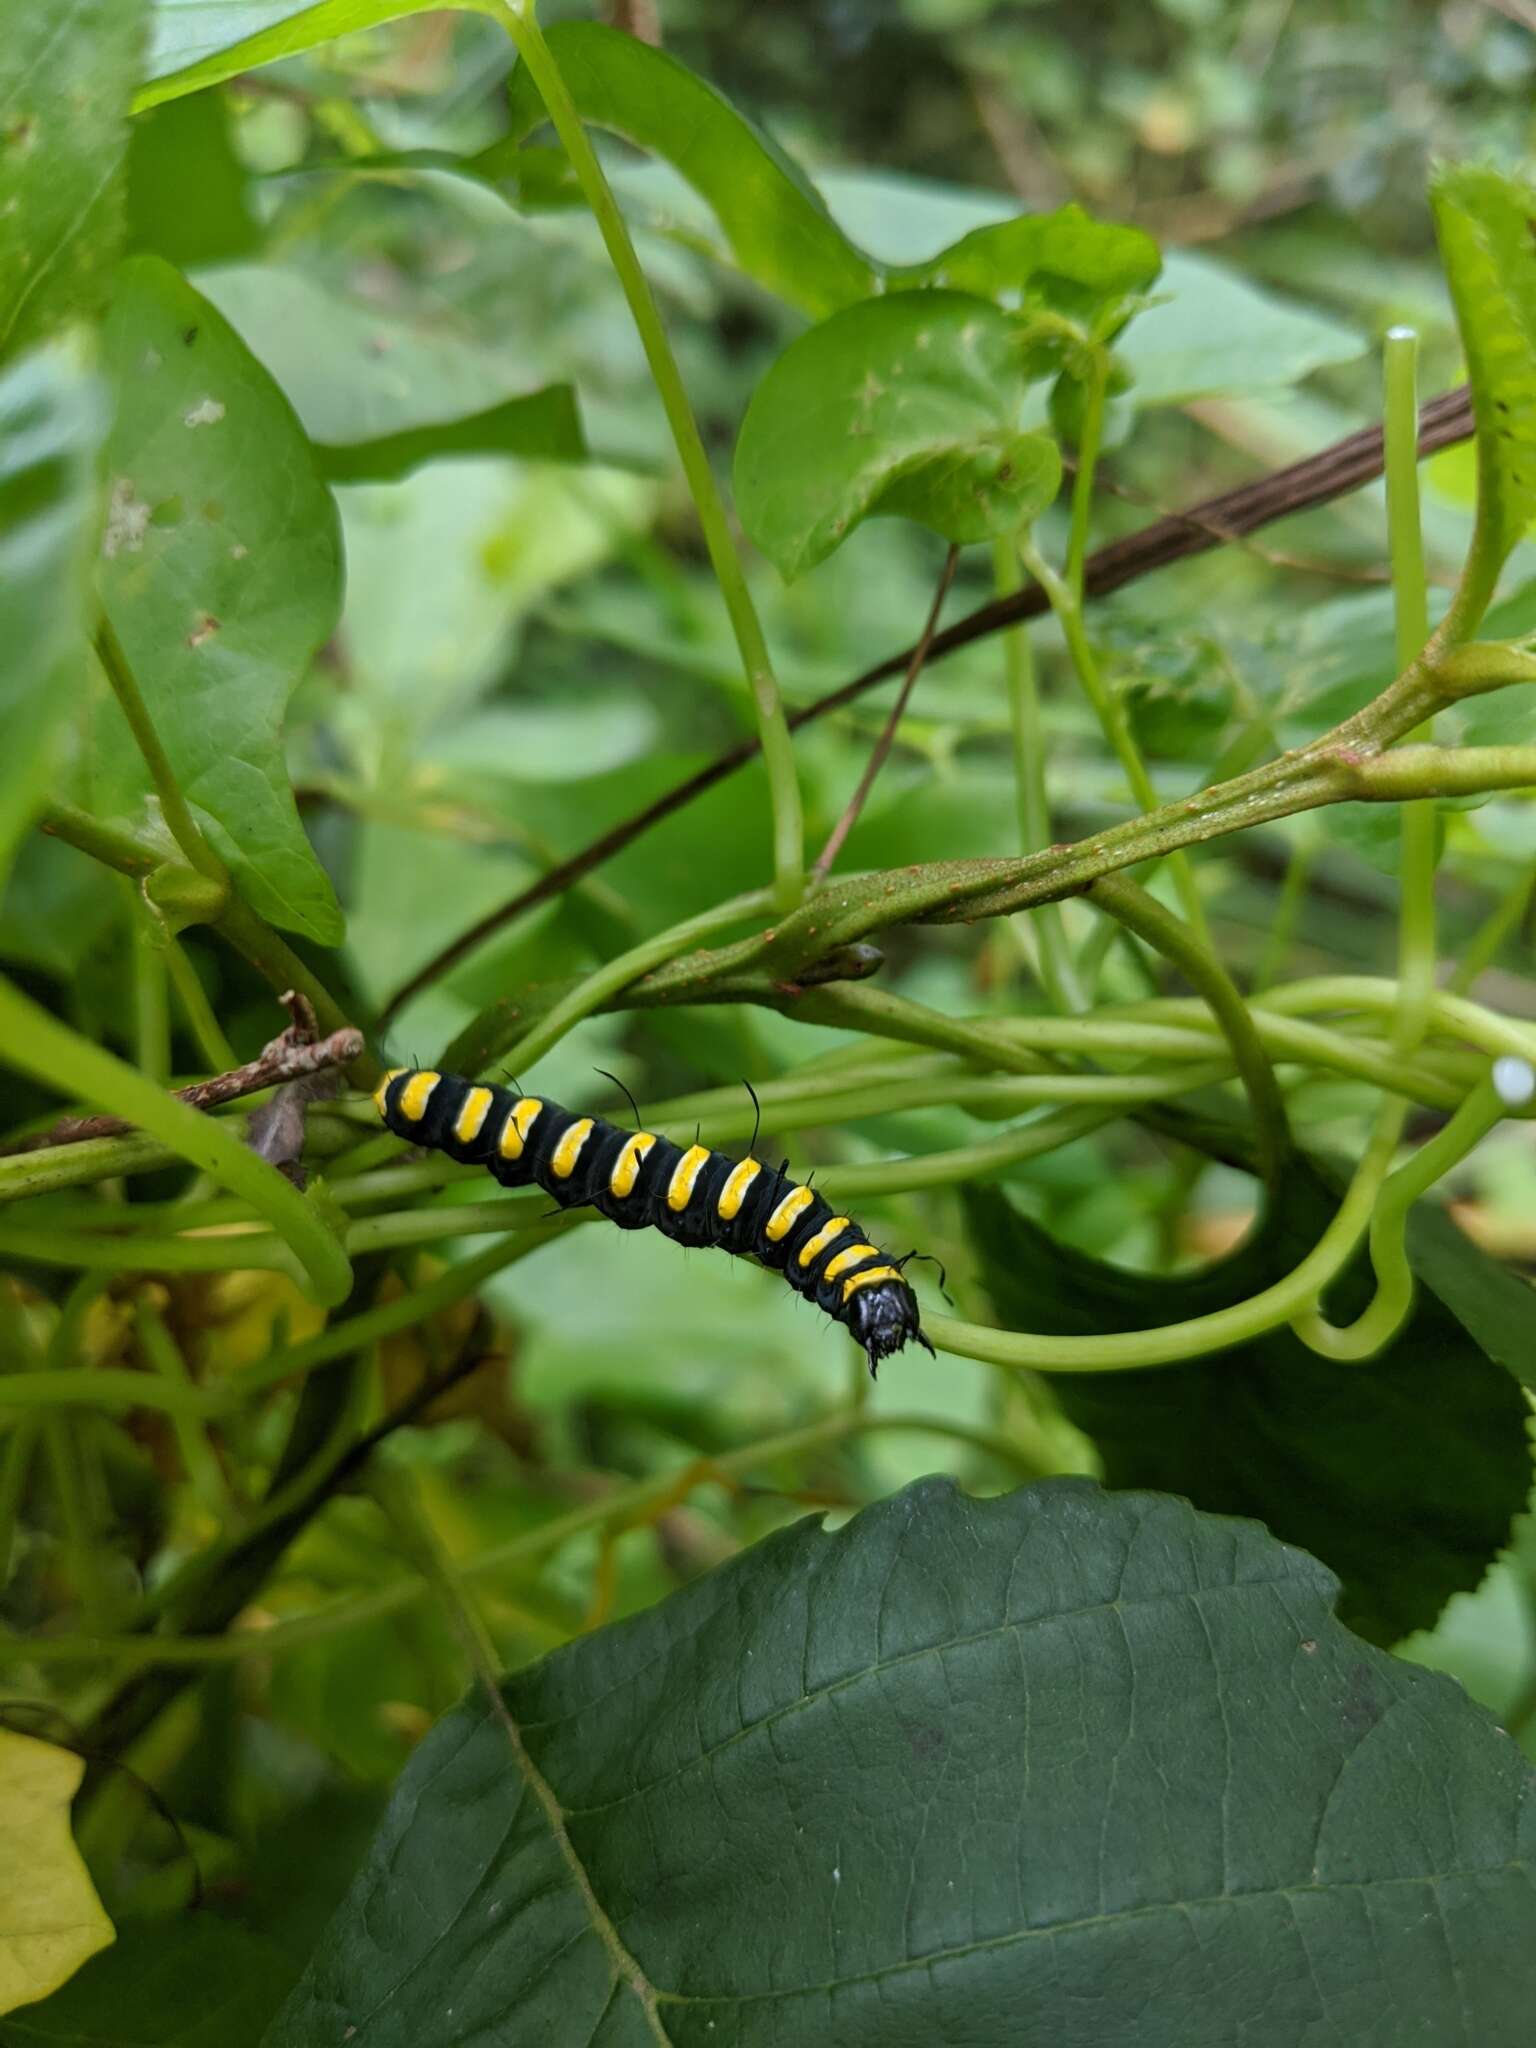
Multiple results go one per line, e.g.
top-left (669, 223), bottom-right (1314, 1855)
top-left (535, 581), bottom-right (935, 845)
top-left (373, 1068), bottom-right (931, 1374)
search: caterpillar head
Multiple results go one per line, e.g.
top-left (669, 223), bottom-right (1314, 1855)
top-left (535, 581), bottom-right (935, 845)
top-left (845, 1276), bottom-right (930, 1378)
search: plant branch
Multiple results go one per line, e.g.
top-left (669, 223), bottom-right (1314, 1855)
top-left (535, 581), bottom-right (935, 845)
top-left (94, 618), bottom-right (227, 889)
top-left (491, 0), bottom-right (804, 912)
top-left (380, 384), bottom-right (1476, 1023)
top-left (37, 801), bottom-right (377, 1084)
top-left (1, 1008), bottom-right (363, 1156)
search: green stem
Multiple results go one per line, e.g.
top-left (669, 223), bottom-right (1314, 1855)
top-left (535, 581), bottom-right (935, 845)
top-left (927, 1100), bottom-right (1405, 1373)
top-left (1383, 326), bottom-right (1438, 1054)
top-left (1019, 535), bottom-right (1213, 947)
top-left (38, 801), bottom-right (374, 1083)
top-left (443, 886), bottom-right (771, 1076)
top-left (94, 617), bottom-right (227, 887)
top-left (1089, 874), bottom-right (1290, 1187)
top-left (0, 1414), bottom-right (41, 1591)
top-left (1449, 865), bottom-right (1536, 995)
top-left (134, 1296), bottom-right (233, 1515)
top-left (1292, 1070), bottom-right (1513, 1359)
top-left (0, 978), bottom-right (351, 1305)
top-left (130, 900), bottom-right (171, 1085)
top-left (491, 0), bottom-right (803, 911)
top-left (1252, 834), bottom-right (1314, 994)
top-left (993, 536), bottom-right (1078, 1011)
top-left (1294, 327), bottom-right (1440, 1360)
top-left (1065, 352), bottom-right (1107, 601)
top-left (162, 941), bottom-right (238, 1073)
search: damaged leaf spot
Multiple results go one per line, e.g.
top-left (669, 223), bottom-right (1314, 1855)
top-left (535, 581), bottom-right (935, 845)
top-left (102, 476), bottom-right (151, 557)
top-left (187, 613), bottom-right (221, 650)
top-left (184, 397), bottom-right (225, 428)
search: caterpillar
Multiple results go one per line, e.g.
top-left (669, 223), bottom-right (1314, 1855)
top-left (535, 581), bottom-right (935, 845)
top-left (373, 1068), bottom-right (932, 1375)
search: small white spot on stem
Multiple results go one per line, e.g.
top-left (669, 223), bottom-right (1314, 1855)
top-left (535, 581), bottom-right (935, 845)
top-left (1492, 1055), bottom-right (1535, 1109)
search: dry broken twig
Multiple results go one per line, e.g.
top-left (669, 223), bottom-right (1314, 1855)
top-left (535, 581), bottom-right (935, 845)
top-left (1, 993), bottom-right (364, 1155)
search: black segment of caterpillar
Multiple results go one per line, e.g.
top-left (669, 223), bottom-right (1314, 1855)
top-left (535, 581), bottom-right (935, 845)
top-left (373, 1067), bottom-right (932, 1375)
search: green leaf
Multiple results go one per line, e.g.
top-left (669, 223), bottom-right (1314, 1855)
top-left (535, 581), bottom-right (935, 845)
top-left (314, 390), bottom-right (585, 484)
top-left (0, 1731), bottom-right (113, 2020)
top-left (137, 1), bottom-right (454, 109)
top-left (896, 201), bottom-right (1161, 312)
top-left (96, 255), bottom-right (344, 944)
top-left (0, 1916), bottom-right (290, 2046)
top-left (499, 20), bottom-right (876, 317)
top-left (963, 1164), bottom-right (1532, 1644)
top-left (196, 264), bottom-right (587, 478)
top-left (1431, 164), bottom-right (1536, 616)
top-left (265, 1479), bottom-right (1536, 2048)
top-left (734, 292), bottom-right (1061, 579)
top-left (0, 338), bottom-right (108, 882)
top-left (126, 90), bottom-right (260, 269)
top-left (1115, 251), bottom-right (1365, 407)
top-left (0, 0), bottom-right (148, 360)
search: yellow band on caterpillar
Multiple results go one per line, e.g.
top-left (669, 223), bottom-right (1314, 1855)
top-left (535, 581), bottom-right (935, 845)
top-left (398, 1071), bottom-right (440, 1123)
top-left (823, 1242), bottom-right (881, 1283)
top-left (373, 1068), bottom-right (407, 1115)
top-left (550, 1118), bottom-right (594, 1179)
top-left (842, 1264), bottom-right (903, 1303)
top-left (499, 1097), bottom-right (543, 1160)
top-left (454, 1086), bottom-right (493, 1145)
top-left (610, 1132), bottom-right (656, 1198)
top-left (765, 1185), bottom-right (814, 1241)
top-left (717, 1158), bottom-right (760, 1220)
top-left (797, 1216), bottom-right (849, 1269)
top-left (667, 1144), bottom-right (712, 1211)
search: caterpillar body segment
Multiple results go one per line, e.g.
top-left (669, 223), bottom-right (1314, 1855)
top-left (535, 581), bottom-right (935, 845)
top-left (374, 1069), bottom-right (931, 1373)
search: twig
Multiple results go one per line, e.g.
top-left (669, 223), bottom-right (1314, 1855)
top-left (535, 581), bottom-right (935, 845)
top-left (1, 996), bottom-right (363, 1155)
top-left (813, 545), bottom-right (959, 882)
top-left (378, 385), bottom-right (1475, 1023)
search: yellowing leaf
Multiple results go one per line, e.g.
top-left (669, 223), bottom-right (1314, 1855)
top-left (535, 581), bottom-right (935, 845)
top-left (0, 1730), bottom-right (113, 2017)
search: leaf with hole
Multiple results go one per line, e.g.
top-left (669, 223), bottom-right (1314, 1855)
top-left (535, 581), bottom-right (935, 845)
top-left (963, 1161), bottom-right (1532, 1645)
top-left (1432, 164), bottom-right (1536, 618)
top-left (94, 255), bottom-right (343, 943)
top-left (0, 0), bottom-right (148, 360)
top-left (264, 1478), bottom-right (1536, 2047)
top-left (734, 291), bottom-right (1061, 579)
top-left (0, 338), bottom-right (108, 883)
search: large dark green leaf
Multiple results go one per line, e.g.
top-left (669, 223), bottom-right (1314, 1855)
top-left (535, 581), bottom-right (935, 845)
top-left (1431, 164), bottom-right (1536, 615)
top-left (94, 255), bottom-right (343, 943)
top-left (734, 291), bottom-right (1060, 579)
top-left (0, 339), bottom-right (107, 881)
top-left (0, 1916), bottom-right (291, 2046)
top-left (0, 0), bottom-right (147, 360)
top-left (964, 1164), bottom-right (1532, 1645)
top-left (499, 20), bottom-right (876, 317)
top-left (266, 1479), bottom-right (1536, 2047)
